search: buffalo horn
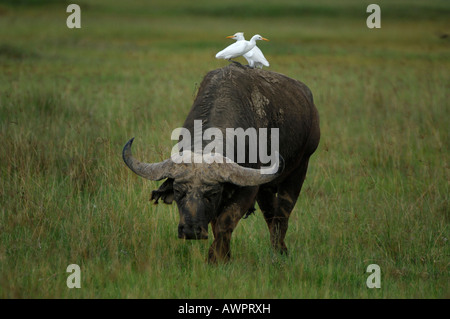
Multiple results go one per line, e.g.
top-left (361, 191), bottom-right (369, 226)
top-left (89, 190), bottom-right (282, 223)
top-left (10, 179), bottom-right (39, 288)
top-left (122, 138), bottom-right (175, 181)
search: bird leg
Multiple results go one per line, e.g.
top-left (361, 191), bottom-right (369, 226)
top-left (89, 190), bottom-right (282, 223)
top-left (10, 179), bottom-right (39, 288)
top-left (228, 59), bottom-right (243, 67)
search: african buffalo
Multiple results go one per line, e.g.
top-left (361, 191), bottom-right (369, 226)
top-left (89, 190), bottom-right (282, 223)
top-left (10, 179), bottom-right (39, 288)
top-left (123, 63), bottom-right (320, 262)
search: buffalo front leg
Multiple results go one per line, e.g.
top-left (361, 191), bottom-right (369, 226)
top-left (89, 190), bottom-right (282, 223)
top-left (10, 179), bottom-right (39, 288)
top-left (257, 159), bottom-right (310, 254)
top-left (208, 187), bottom-right (258, 263)
top-left (256, 187), bottom-right (287, 253)
top-left (208, 220), bottom-right (233, 263)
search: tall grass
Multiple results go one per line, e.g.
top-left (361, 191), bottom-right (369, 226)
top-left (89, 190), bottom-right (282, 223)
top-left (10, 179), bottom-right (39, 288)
top-left (0, 0), bottom-right (448, 298)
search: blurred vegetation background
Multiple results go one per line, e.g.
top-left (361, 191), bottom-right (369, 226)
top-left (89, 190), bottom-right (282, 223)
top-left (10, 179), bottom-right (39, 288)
top-left (0, 0), bottom-right (448, 298)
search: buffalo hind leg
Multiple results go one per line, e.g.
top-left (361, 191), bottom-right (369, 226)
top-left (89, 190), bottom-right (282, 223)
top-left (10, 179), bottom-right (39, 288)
top-left (257, 158), bottom-right (310, 254)
top-left (208, 187), bottom-right (258, 263)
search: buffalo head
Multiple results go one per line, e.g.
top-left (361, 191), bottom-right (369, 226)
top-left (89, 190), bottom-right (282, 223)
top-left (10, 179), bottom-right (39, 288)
top-left (122, 138), bottom-right (283, 240)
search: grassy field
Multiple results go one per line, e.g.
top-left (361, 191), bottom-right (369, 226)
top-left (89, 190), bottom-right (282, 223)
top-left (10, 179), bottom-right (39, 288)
top-left (0, 0), bottom-right (448, 298)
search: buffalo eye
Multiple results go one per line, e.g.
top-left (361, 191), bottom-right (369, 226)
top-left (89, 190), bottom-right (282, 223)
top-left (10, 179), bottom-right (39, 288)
top-left (204, 191), bottom-right (220, 204)
top-left (173, 188), bottom-right (185, 201)
top-left (204, 195), bottom-right (212, 204)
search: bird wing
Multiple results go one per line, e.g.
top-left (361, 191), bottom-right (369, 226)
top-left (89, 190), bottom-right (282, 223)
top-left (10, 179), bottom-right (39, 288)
top-left (244, 46), bottom-right (269, 67)
top-left (244, 48), bottom-right (255, 59)
top-left (215, 41), bottom-right (248, 59)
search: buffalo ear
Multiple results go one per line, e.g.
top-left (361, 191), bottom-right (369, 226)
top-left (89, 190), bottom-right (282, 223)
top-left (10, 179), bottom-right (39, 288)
top-left (162, 192), bottom-right (174, 204)
top-left (150, 179), bottom-right (174, 205)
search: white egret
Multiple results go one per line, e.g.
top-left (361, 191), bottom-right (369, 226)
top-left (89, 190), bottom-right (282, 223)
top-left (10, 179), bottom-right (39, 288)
top-left (226, 32), bottom-right (270, 69)
top-left (215, 34), bottom-right (269, 64)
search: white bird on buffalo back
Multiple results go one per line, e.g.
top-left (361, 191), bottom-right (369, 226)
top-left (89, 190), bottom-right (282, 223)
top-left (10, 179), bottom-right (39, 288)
top-left (215, 34), bottom-right (269, 64)
top-left (226, 32), bottom-right (270, 69)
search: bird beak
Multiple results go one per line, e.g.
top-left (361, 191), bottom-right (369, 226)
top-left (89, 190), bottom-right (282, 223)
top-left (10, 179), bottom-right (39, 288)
top-left (226, 35), bottom-right (234, 39)
top-left (262, 37), bottom-right (269, 41)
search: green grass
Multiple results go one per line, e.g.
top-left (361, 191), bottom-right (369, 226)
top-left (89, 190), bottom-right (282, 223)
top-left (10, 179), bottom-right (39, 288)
top-left (0, 0), bottom-right (448, 298)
